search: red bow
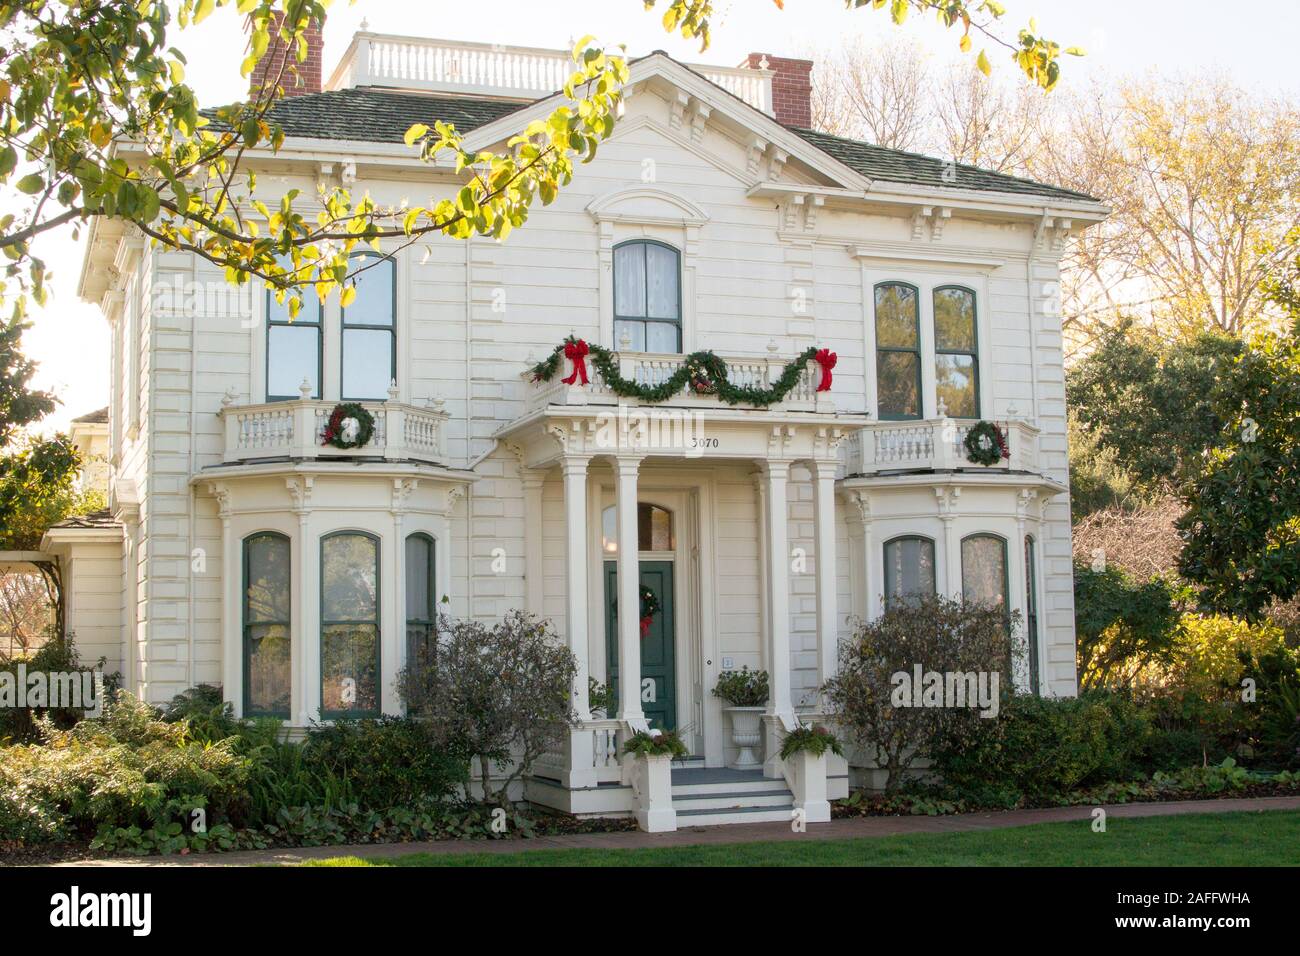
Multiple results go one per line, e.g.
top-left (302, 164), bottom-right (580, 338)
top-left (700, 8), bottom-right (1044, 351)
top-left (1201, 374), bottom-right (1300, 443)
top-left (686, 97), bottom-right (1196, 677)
top-left (562, 338), bottom-right (590, 386)
top-left (814, 348), bottom-right (837, 392)
top-left (640, 615), bottom-right (653, 638)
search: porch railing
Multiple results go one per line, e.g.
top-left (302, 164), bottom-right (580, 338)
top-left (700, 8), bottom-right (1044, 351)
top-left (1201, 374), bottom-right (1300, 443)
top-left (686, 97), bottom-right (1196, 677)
top-left (534, 718), bottom-right (624, 785)
top-left (524, 350), bottom-right (825, 414)
top-left (219, 397), bottom-right (449, 464)
top-left (846, 417), bottom-right (1040, 475)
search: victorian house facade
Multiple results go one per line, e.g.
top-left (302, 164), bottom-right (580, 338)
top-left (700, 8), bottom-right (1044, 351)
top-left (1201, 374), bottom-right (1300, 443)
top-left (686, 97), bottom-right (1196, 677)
top-left (50, 24), bottom-right (1105, 829)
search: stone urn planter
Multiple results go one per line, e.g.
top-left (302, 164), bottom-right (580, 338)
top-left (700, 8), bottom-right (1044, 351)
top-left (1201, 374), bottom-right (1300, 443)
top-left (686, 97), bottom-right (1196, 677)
top-left (725, 706), bottom-right (765, 770)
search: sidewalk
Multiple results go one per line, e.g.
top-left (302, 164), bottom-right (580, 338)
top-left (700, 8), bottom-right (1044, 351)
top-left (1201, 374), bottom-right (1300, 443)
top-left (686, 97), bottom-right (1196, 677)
top-left (57, 794), bottom-right (1300, 867)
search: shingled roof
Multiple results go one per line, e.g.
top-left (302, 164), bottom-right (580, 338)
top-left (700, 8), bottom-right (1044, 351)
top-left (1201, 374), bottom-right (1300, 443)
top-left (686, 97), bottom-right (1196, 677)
top-left (246, 84), bottom-right (1093, 203)
top-left (786, 126), bottom-right (1097, 203)
top-left (48, 508), bottom-right (120, 531)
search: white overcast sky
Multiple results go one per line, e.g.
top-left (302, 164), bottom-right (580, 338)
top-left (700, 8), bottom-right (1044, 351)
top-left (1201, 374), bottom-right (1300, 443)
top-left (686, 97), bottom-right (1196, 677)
top-left (22, 0), bottom-right (1300, 431)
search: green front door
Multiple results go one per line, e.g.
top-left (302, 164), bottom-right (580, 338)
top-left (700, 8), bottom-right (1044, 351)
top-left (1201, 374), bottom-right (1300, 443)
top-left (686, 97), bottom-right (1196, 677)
top-left (604, 561), bottom-right (675, 731)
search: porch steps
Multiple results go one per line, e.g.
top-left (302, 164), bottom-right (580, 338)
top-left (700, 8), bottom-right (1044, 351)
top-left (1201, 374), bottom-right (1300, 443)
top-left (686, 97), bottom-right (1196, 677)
top-left (670, 767), bottom-right (795, 827)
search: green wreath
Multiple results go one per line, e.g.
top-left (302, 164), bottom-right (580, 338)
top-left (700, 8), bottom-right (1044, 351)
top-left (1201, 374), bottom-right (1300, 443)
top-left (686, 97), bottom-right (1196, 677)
top-left (530, 336), bottom-right (819, 408)
top-left (321, 402), bottom-right (376, 449)
top-left (612, 585), bottom-right (662, 638)
top-left (964, 420), bottom-right (1008, 466)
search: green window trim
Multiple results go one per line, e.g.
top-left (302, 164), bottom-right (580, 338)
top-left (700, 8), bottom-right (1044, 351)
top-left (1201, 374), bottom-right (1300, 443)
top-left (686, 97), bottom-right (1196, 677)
top-left (265, 277), bottom-right (323, 402)
top-left (882, 534), bottom-right (937, 610)
top-left (933, 285), bottom-right (980, 419)
top-left (873, 281), bottom-right (923, 421)
top-left (613, 238), bottom-right (682, 354)
top-left (341, 252), bottom-right (397, 401)
top-left (1025, 534), bottom-right (1041, 696)
top-left (242, 531), bottom-right (291, 719)
top-left (405, 532), bottom-right (437, 663)
top-left (320, 530), bottom-right (382, 719)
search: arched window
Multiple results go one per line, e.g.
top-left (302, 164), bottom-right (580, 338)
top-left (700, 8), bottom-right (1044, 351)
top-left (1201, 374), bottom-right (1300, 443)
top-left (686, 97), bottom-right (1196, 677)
top-left (266, 263), bottom-right (322, 401)
top-left (1025, 534), bottom-right (1040, 695)
top-left (933, 286), bottom-right (979, 418)
top-left (601, 503), bottom-right (674, 555)
top-left (405, 533), bottom-right (437, 665)
top-left (960, 533), bottom-right (1008, 609)
top-left (874, 282), bottom-right (921, 420)
top-left (342, 253), bottom-right (396, 400)
top-left (883, 535), bottom-right (936, 609)
top-left (613, 240), bottom-right (681, 353)
top-left (243, 532), bottom-right (291, 717)
top-left (320, 531), bottom-right (380, 717)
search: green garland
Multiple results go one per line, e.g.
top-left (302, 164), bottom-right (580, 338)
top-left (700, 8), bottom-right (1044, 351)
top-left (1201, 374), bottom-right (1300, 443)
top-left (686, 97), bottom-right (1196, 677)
top-left (530, 337), bottom-right (819, 407)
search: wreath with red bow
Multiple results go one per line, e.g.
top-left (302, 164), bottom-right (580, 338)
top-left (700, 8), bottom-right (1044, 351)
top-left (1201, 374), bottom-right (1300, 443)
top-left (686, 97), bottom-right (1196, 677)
top-left (321, 402), bottom-right (376, 450)
top-left (964, 420), bottom-right (1009, 466)
top-left (613, 585), bottom-right (662, 638)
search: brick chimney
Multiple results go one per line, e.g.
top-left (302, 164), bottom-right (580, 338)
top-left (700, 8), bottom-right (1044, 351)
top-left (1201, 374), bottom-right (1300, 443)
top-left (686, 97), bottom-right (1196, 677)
top-left (248, 10), bottom-right (323, 99)
top-left (745, 53), bottom-right (812, 128)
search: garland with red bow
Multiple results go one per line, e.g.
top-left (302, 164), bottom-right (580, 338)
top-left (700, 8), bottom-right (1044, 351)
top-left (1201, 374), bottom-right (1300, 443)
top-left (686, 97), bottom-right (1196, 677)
top-left (530, 336), bottom-right (829, 407)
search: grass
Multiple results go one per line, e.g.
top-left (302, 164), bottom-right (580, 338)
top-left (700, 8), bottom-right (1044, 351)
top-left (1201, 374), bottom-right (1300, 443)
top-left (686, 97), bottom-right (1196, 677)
top-left (302, 808), bottom-right (1300, 867)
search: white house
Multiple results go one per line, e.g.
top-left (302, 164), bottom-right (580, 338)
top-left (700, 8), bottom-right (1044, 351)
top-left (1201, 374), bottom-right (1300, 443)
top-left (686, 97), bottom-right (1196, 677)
top-left (50, 24), bottom-right (1106, 829)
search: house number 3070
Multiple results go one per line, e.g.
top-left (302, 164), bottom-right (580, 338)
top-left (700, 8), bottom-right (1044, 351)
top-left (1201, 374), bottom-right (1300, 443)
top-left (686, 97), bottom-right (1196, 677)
top-left (690, 437), bottom-right (719, 449)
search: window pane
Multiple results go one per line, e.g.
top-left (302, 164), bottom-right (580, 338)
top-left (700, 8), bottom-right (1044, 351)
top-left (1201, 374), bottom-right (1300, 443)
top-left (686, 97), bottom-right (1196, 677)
top-left (933, 287), bottom-right (976, 352)
top-left (614, 319), bottom-right (645, 352)
top-left (345, 257), bottom-right (394, 327)
top-left (247, 622), bottom-right (291, 715)
top-left (267, 283), bottom-right (321, 325)
top-left (884, 538), bottom-right (935, 606)
top-left (645, 321), bottom-right (679, 354)
top-left (267, 325), bottom-right (320, 399)
top-left (245, 534), bottom-right (290, 622)
top-left (962, 536), bottom-right (1007, 608)
top-left (614, 244), bottom-right (646, 317)
top-left (601, 505), bottom-right (618, 555)
top-left (1026, 536), bottom-right (1040, 695)
top-left (405, 535), bottom-right (433, 621)
top-left (321, 623), bottom-right (379, 713)
top-left (877, 351), bottom-right (920, 418)
top-left (936, 354), bottom-right (978, 418)
top-left (645, 244), bottom-right (679, 319)
top-left (638, 504), bottom-right (674, 551)
top-left (342, 328), bottom-right (393, 399)
top-left (875, 284), bottom-right (918, 348)
top-left (322, 534), bottom-right (377, 622)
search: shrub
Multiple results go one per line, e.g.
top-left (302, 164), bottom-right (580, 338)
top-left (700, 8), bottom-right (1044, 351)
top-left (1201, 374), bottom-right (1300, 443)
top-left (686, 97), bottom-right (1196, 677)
top-left (161, 683), bottom-right (241, 743)
top-left (931, 692), bottom-right (1152, 802)
top-left (398, 610), bottom-right (577, 805)
top-left (301, 717), bottom-right (468, 810)
top-left (0, 635), bottom-right (118, 743)
top-left (712, 667), bottom-right (769, 707)
top-left (824, 595), bottom-right (1022, 792)
top-left (1074, 562), bottom-right (1183, 690)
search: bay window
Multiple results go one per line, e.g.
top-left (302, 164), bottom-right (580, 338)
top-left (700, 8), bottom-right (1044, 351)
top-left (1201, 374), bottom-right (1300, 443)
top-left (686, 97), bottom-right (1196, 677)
top-left (933, 286), bottom-right (980, 418)
top-left (405, 532), bottom-right (437, 666)
top-left (874, 282), bottom-right (922, 420)
top-left (883, 535), bottom-right (936, 609)
top-left (320, 532), bottom-right (380, 717)
top-left (342, 253), bottom-right (396, 400)
top-left (266, 266), bottom-right (323, 401)
top-left (243, 532), bottom-right (291, 717)
top-left (614, 240), bottom-right (681, 353)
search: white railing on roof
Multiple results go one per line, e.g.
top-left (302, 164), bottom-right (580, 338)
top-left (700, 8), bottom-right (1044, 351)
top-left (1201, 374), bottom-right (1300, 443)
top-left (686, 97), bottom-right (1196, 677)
top-left (327, 33), bottom-right (773, 115)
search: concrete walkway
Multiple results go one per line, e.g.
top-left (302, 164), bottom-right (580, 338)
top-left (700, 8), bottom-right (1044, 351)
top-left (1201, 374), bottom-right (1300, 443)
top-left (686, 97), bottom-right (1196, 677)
top-left (58, 794), bottom-right (1300, 867)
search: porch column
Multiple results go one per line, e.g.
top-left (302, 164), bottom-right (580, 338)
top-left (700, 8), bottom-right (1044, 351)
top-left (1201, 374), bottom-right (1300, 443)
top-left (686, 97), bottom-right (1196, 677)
top-left (937, 487), bottom-right (961, 598)
top-left (561, 455), bottom-right (592, 721)
top-left (762, 460), bottom-right (794, 721)
top-left (811, 459), bottom-right (839, 692)
top-left (614, 454), bottom-right (645, 725)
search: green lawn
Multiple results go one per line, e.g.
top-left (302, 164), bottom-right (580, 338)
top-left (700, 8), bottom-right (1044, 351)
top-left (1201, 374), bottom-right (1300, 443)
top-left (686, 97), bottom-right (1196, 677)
top-left (303, 809), bottom-right (1300, 867)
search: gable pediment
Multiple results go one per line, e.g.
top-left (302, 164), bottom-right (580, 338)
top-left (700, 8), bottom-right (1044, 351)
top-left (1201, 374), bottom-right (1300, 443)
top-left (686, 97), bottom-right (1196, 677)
top-left (586, 186), bottom-right (709, 227)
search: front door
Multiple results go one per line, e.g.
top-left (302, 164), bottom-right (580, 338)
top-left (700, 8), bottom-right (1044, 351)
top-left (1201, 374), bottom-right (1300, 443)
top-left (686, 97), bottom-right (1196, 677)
top-left (604, 561), bottom-right (675, 731)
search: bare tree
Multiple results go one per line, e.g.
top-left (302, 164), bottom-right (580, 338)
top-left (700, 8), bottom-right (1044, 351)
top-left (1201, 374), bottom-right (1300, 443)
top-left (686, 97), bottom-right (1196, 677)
top-left (932, 67), bottom-right (1048, 173)
top-left (809, 36), bottom-right (934, 150)
top-left (0, 570), bottom-right (55, 657)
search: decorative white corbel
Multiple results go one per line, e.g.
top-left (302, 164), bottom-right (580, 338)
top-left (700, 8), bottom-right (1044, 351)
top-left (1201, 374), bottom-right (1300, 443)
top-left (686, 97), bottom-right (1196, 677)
top-left (669, 91), bottom-right (690, 131)
top-left (767, 147), bottom-right (788, 180)
top-left (746, 136), bottom-right (769, 177)
top-left (911, 206), bottom-right (932, 241)
top-left (689, 101), bottom-right (712, 144)
top-left (930, 206), bottom-right (952, 241)
top-left (804, 194), bottom-right (825, 233)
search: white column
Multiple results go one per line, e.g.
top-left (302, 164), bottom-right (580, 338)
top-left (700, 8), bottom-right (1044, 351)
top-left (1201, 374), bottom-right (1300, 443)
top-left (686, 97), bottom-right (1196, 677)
top-left (299, 513), bottom-right (319, 725)
top-left (938, 487), bottom-right (961, 598)
top-left (811, 460), bottom-right (839, 692)
top-left (384, 497), bottom-right (405, 715)
top-left (752, 471), bottom-right (770, 674)
top-left (614, 455), bottom-right (644, 724)
top-left (763, 460), bottom-right (794, 720)
top-left (522, 472), bottom-right (545, 616)
top-left (561, 456), bottom-right (592, 721)
top-left (217, 495), bottom-right (238, 716)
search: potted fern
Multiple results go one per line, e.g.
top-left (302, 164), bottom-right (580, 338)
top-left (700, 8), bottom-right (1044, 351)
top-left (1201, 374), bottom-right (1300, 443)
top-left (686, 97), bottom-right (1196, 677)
top-left (621, 730), bottom-right (687, 832)
top-left (712, 667), bottom-right (769, 770)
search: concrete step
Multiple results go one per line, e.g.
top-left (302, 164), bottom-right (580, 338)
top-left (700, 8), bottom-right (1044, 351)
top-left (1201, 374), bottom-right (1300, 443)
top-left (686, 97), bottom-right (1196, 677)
top-left (674, 804), bottom-right (796, 827)
top-left (672, 789), bottom-right (794, 811)
top-left (671, 777), bottom-right (787, 798)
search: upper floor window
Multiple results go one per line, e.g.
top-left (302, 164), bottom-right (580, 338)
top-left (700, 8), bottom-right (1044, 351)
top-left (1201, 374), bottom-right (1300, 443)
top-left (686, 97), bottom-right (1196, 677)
top-left (342, 253), bottom-right (396, 400)
top-left (874, 282), bottom-right (921, 420)
top-left (243, 532), bottom-right (291, 717)
top-left (883, 535), bottom-right (935, 609)
top-left (266, 271), bottom-right (323, 401)
top-left (614, 240), bottom-right (681, 353)
top-left (934, 286), bottom-right (979, 418)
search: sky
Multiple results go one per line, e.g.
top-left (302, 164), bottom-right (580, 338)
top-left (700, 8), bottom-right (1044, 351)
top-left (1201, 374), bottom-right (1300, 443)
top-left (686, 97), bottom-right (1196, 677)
top-left (20, 0), bottom-right (1300, 431)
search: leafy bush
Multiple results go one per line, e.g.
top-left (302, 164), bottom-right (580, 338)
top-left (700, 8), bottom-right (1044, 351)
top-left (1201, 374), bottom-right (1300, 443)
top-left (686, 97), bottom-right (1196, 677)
top-left (1074, 562), bottom-right (1183, 690)
top-left (0, 692), bottom-right (250, 846)
top-left (398, 610), bottom-right (577, 806)
top-left (301, 717), bottom-right (468, 811)
top-left (712, 666), bottom-right (769, 707)
top-left (824, 595), bottom-right (1022, 792)
top-left (931, 692), bottom-right (1152, 803)
top-left (161, 683), bottom-right (241, 743)
top-left (0, 635), bottom-right (118, 743)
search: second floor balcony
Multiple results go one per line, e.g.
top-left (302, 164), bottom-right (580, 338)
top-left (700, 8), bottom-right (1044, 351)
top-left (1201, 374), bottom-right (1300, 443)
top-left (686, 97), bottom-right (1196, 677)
top-left (845, 416), bottom-right (1041, 477)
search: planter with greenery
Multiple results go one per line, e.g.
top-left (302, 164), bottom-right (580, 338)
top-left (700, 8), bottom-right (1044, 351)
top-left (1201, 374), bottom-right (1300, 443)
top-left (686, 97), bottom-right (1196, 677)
top-left (780, 725), bottom-right (842, 824)
top-left (712, 667), bottom-right (769, 769)
top-left (619, 730), bottom-right (685, 833)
